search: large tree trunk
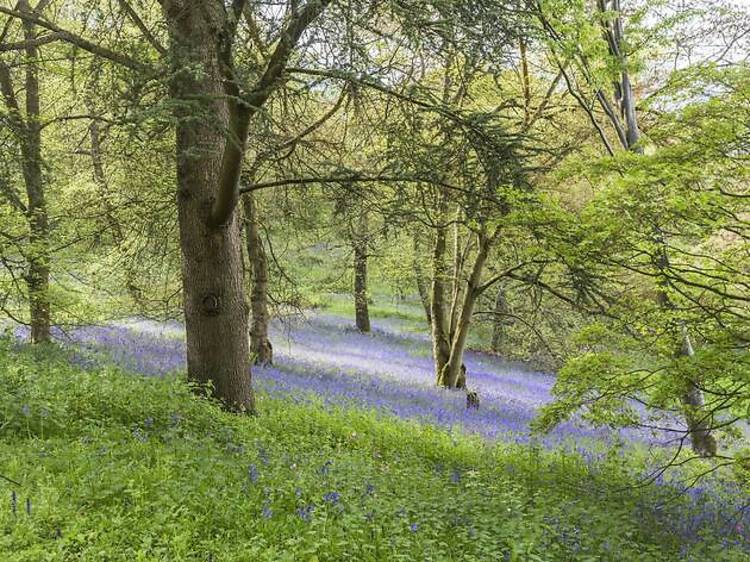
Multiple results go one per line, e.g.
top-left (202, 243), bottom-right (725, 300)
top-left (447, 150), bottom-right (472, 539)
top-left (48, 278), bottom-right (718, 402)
top-left (164, 1), bottom-right (253, 412)
top-left (243, 192), bottom-right (272, 365)
top-left (412, 233), bottom-right (431, 325)
top-left (352, 211), bottom-right (370, 333)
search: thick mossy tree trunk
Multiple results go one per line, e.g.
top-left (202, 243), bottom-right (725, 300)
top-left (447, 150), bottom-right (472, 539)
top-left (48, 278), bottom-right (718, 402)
top-left (163, 1), bottom-right (253, 411)
top-left (352, 210), bottom-right (370, 333)
top-left (0, 2), bottom-right (51, 344)
top-left (243, 192), bottom-right (272, 365)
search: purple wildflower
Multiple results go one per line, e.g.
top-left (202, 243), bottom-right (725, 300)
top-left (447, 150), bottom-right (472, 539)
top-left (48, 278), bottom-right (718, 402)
top-left (248, 464), bottom-right (259, 484)
top-left (450, 469), bottom-right (461, 484)
top-left (323, 491), bottom-right (340, 505)
top-left (297, 505), bottom-right (314, 522)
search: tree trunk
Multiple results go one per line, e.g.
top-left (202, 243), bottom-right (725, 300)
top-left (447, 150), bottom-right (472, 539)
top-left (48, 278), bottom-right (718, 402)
top-left (679, 328), bottom-right (717, 456)
top-left (491, 286), bottom-right (508, 352)
top-left (164, 1), bottom-right (253, 411)
top-left (431, 217), bottom-right (452, 383)
top-left (243, 192), bottom-right (272, 365)
top-left (597, 0), bottom-right (716, 455)
top-left (353, 211), bottom-right (370, 333)
top-left (438, 231), bottom-right (492, 388)
top-left (17, 3), bottom-right (50, 344)
top-left (448, 207), bottom-right (464, 339)
top-left (412, 234), bottom-right (431, 325)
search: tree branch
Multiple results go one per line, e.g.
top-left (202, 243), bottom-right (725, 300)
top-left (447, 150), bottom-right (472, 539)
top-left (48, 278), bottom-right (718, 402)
top-left (238, 174), bottom-right (467, 194)
top-left (209, 0), bottom-right (332, 227)
top-left (0, 31), bottom-right (61, 51)
top-left (116, 0), bottom-right (166, 56)
top-left (0, 6), bottom-right (151, 72)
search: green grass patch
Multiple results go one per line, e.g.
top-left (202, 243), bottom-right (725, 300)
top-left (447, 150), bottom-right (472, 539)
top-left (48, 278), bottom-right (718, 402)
top-left (0, 340), bottom-right (745, 561)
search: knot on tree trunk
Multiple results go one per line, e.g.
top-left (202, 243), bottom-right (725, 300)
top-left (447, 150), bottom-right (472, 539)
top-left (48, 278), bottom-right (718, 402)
top-left (201, 293), bottom-right (221, 315)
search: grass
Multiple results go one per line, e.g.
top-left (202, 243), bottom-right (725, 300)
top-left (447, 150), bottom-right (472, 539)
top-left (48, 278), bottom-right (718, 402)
top-left (0, 338), bottom-right (747, 561)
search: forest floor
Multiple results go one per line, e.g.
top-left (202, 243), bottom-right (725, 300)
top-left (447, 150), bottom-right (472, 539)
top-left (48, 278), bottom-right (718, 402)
top-left (2, 310), bottom-right (749, 560)
top-left (100, 310), bottom-right (668, 448)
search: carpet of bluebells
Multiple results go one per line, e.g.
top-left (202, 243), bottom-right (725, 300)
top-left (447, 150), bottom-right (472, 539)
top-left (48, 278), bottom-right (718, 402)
top-left (26, 314), bottom-right (670, 448)
top-left (2, 314), bottom-right (749, 560)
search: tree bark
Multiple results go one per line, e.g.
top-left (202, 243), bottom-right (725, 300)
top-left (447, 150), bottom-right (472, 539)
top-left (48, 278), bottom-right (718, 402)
top-left (491, 286), bottom-right (508, 352)
top-left (163, 0), bottom-right (253, 411)
top-left (438, 231), bottom-right (493, 388)
top-left (596, 0), bottom-right (716, 455)
top-left (412, 233), bottom-right (431, 325)
top-left (11, 2), bottom-right (50, 343)
top-left (243, 192), bottom-right (272, 365)
top-left (353, 210), bottom-right (370, 333)
top-left (430, 212), bottom-right (452, 383)
top-left (679, 331), bottom-right (717, 456)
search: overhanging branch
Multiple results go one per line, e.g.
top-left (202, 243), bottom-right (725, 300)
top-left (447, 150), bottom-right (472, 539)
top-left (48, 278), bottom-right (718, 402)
top-left (0, 6), bottom-right (151, 72)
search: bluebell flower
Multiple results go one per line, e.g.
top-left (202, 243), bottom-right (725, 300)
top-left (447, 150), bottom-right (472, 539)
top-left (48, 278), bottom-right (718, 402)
top-left (144, 417), bottom-right (154, 429)
top-left (450, 469), bottom-right (461, 484)
top-left (262, 505), bottom-right (273, 519)
top-left (258, 446), bottom-right (269, 465)
top-left (132, 428), bottom-right (147, 442)
top-left (248, 464), bottom-right (259, 484)
top-left (323, 491), bottom-right (340, 505)
top-left (409, 522), bottom-right (419, 532)
top-left (297, 505), bottom-right (314, 522)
